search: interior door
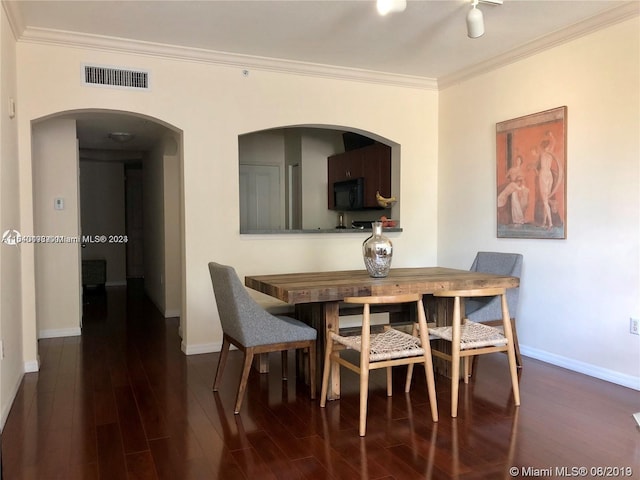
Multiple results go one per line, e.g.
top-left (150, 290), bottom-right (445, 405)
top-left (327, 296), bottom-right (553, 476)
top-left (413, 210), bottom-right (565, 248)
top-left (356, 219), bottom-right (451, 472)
top-left (239, 164), bottom-right (282, 231)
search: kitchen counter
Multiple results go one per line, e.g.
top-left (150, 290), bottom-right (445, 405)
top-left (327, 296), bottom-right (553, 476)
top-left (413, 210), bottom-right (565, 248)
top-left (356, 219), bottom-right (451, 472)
top-left (241, 227), bottom-right (402, 235)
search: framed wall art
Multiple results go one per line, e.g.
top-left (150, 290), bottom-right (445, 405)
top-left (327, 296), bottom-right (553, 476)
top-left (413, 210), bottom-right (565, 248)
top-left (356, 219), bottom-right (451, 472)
top-left (496, 106), bottom-right (567, 239)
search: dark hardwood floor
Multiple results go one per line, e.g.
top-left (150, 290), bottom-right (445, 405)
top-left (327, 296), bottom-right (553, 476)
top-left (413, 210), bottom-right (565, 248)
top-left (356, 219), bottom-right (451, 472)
top-left (2, 283), bottom-right (639, 479)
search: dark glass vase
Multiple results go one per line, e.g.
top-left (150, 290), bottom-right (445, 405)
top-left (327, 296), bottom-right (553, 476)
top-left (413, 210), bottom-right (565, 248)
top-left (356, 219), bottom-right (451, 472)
top-left (362, 221), bottom-right (393, 278)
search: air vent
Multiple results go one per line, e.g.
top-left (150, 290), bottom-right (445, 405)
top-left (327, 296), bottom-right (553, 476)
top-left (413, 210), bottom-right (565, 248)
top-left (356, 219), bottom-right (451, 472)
top-left (83, 65), bottom-right (149, 89)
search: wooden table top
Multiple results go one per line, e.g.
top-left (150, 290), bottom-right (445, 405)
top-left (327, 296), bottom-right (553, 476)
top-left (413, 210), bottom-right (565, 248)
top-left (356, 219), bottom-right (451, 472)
top-left (245, 267), bottom-right (519, 304)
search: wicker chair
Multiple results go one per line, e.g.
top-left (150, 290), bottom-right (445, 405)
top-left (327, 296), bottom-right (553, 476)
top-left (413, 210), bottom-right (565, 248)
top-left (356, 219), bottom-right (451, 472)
top-left (467, 252), bottom-right (523, 367)
top-left (320, 293), bottom-right (438, 436)
top-left (208, 262), bottom-right (317, 414)
top-left (430, 287), bottom-right (521, 417)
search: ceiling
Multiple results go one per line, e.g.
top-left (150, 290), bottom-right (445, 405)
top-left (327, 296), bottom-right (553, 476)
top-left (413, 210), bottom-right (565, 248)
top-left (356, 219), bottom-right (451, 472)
top-left (5, 0), bottom-right (638, 152)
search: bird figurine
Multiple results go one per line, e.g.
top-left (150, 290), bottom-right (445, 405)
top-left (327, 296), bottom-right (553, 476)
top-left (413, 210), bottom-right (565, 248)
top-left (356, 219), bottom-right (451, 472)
top-left (376, 191), bottom-right (397, 208)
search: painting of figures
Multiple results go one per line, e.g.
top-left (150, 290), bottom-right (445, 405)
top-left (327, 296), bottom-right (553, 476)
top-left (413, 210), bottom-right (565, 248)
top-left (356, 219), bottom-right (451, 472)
top-left (496, 107), bottom-right (567, 239)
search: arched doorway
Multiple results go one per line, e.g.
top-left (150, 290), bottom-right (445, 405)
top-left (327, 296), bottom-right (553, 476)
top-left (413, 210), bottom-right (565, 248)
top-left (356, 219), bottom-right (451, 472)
top-left (30, 110), bottom-right (184, 348)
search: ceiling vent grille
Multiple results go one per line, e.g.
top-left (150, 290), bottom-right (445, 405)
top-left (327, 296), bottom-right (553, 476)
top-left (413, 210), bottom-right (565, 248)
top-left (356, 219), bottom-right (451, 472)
top-left (83, 65), bottom-right (149, 89)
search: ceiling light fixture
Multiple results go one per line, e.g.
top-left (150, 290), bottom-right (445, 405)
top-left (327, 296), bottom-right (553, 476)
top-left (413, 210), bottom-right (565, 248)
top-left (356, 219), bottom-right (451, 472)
top-left (466, 0), bottom-right (484, 38)
top-left (376, 0), bottom-right (406, 16)
top-left (467, 0), bottom-right (503, 39)
top-left (108, 132), bottom-right (135, 143)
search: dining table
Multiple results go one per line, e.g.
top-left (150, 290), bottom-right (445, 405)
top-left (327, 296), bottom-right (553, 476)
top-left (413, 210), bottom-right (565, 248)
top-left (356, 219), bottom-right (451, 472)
top-left (245, 266), bottom-right (519, 400)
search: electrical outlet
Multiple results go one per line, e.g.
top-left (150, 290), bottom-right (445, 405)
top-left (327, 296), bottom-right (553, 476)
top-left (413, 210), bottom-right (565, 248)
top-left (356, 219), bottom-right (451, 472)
top-left (631, 318), bottom-right (639, 335)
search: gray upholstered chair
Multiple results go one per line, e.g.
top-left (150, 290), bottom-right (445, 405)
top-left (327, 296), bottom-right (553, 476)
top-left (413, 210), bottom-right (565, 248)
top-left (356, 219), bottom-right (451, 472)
top-left (208, 262), bottom-right (317, 414)
top-left (466, 252), bottom-right (523, 367)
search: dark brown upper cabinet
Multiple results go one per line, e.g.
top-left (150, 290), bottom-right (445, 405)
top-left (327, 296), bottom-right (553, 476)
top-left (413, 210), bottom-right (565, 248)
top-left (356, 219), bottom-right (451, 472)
top-left (328, 142), bottom-right (392, 210)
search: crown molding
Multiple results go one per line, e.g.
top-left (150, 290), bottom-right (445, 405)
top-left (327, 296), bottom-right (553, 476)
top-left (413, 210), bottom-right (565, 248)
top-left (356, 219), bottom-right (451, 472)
top-left (439, 1), bottom-right (640, 89)
top-left (1, 0), bottom-right (24, 41)
top-left (10, 1), bottom-right (637, 92)
top-left (17, 27), bottom-right (439, 91)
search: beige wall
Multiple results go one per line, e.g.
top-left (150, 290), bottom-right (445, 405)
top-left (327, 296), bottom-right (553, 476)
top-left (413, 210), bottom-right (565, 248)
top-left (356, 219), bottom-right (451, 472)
top-left (143, 142), bottom-right (165, 313)
top-left (163, 145), bottom-right (181, 318)
top-left (0, 4), bottom-right (23, 427)
top-left (438, 17), bottom-right (640, 387)
top-left (143, 138), bottom-right (182, 318)
top-left (15, 41), bottom-right (439, 361)
top-left (32, 118), bottom-right (82, 338)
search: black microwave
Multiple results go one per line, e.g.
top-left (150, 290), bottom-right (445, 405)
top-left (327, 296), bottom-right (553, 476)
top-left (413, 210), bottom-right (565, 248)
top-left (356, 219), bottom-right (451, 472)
top-left (333, 178), bottom-right (365, 210)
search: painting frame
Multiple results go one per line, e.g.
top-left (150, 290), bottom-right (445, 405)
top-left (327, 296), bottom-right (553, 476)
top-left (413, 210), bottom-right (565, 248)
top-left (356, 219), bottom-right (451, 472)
top-left (496, 106), bottom-right (567, 239)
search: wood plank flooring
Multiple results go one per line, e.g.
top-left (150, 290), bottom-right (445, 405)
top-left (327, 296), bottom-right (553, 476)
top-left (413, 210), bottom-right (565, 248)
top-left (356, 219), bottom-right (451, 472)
top-left (2, 283), bottom-right (639, 479)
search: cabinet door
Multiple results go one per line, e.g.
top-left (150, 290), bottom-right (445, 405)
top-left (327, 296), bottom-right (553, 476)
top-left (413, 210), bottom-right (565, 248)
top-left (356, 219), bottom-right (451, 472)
top-left (327, 150), bottom-right (364, 208)
top-left (328, 151), bottom-right (364, 181)
top-left (361, 143), bottom-right (391, 208)
top-left (327, 143), bottom-right (391, 209)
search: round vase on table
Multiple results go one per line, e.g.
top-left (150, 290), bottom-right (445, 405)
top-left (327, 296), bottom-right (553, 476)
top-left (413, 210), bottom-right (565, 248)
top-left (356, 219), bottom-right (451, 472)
top-left (362, 221), bottom-right (393, 278)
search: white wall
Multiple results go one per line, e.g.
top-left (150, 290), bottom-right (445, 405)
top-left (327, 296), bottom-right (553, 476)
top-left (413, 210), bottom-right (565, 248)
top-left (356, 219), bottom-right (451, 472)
top-left (0, 4), bottom-right (23, 428)
top-left (438, 17), bottom-right (640, 389)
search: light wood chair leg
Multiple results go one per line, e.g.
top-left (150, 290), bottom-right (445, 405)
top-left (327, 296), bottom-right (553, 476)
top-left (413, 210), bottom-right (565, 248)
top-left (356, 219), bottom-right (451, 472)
top-left (450, 297), bottom-right (462, 418)
top-left (501, 295), bottom-right (521, 406)
top-left (463, 357), bottom-right (471, 384)
top-left (482, 317), bottom-right (523, 368)
top-left (320, 337), bottom-right (334, 407)
top-left (416, 309), bottom-right (439, 423)
top-left (510, 318), bottom-right (523, 368)
top-left (387, 367), bottom-right (393, 397)
top-left (359, 304), bottom-right (372, 436)
top-left (403, 302), bottom-right (439, 422)
top-left (359, 366), bottom-right (370, 436)
top-left (213, 336), bottom-right (230, 391)
top-left (404, 322), bottom-right (418, 392)
top-left (235, 347), bottom-right (255, 414)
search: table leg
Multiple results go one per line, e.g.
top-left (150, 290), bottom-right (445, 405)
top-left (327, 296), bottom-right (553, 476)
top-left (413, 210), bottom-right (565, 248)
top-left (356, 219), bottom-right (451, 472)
top-left (295, 301), bottom-right (341, 400)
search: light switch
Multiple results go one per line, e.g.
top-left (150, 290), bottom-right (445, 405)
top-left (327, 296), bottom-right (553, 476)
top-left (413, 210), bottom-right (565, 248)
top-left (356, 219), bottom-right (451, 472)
top-left (54, 197), bottom-right (65, 210)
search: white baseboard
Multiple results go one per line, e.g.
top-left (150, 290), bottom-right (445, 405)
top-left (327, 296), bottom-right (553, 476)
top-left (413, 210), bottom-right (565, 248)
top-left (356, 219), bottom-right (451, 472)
top-left (24, 358), bottom-right (40, 373)
top-left (164, 308), bottom-right (181, 318)
top-left (181, 341), bottom-right (239, 355)
top-left (182, 341), bottom-right (221, 355)
top-left (0, 371), bottom-right (23, 430)
top-left (38, 327), bottom-right (82, 339)
top-left (520, 344), bottom-right (640, 391)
